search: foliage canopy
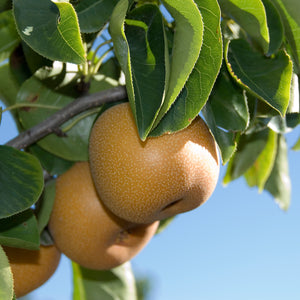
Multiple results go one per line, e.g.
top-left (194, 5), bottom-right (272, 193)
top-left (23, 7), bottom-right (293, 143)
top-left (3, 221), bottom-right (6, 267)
top-left (0, 0), bottom-right (299, 298)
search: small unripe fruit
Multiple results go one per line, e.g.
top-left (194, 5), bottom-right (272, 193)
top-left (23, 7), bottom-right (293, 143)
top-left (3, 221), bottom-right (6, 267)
top-left (48, 162), bottom-right (159, 270)
top-left (3, 245), bottom-right (61, 298)
top-left (89, 102), bottom-right (219, 224)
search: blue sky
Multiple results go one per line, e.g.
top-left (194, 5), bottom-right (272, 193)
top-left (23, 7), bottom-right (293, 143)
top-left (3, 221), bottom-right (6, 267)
top-left (1, 101), bottom-right (300, 300)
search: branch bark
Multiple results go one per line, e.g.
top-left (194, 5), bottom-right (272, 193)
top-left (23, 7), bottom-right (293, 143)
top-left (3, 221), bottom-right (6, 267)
top-left (6, 86), bottom-right (127, 150)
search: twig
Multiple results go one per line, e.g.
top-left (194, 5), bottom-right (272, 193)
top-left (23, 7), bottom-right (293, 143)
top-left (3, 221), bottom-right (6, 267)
top-left (6, 86), bottom-right (127, 150)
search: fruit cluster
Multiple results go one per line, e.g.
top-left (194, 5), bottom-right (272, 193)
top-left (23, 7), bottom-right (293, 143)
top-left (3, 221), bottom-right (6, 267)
top-left (4, 103), bottom-right (219, 298)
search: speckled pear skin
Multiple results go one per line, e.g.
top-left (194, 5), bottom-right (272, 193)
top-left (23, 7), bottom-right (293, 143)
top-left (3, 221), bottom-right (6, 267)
top-left (89, 103), bottom-right (220, 224)
top-left (3, 245), bottom-right (61, 298)
top-left (48, 162), bottom-right (159, 270)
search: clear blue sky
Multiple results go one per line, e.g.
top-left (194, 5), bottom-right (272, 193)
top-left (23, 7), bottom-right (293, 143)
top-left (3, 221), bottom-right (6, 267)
top-left (1, 101), bottom-right (300, 300)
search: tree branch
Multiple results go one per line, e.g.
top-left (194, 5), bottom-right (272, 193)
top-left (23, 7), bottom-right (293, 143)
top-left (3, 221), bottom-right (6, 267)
top-left (6, 86), bottom-right (127, 150)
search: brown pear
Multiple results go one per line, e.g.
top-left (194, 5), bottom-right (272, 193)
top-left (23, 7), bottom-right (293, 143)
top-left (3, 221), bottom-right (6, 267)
top-left (89, 102), bottom-right (219, 224)
top-left (48, 162), bottom-right (159, 270)
top-left (3, 245), bottom-right (61, 298)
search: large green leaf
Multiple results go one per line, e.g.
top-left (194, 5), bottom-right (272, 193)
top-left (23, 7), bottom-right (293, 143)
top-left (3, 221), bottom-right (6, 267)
top-left (271, 0), bottom-right (300, 73)
top-left (205, 66), bottom-right (249, 132)
top-left (17, 76), bottom-right (98, 161)
top-left (202, 100), bottom-right (237, 164)
top-left (76, 0), bottom-right (120, 33)
top-left (218, 0), bottom-right (270, 53)
top-left (225, 38), bottom-right (293, 116)
top-left (262, 0), bottom-right (284, 56)
top-left (150, 0), bottom-right (222, 136)
top-left (0, 145), bottom-right (43, 219)
top-left (72, 262), bottom-right (138, 300)
top-left (124, 4), bottom-right (168, 140)
top-left (0, 10), bottom-right (20, 61)
top-left (244, 129), bottom-right (278, 191)
top-left (13, 0), bottom-right (85, 64)
top-left (0, 209), bottom-right (40, 250)
top-left (152, 0), bottom-right (203, 129)
top-left (265, 134), bottom-right (291, 210)
top-left (223, 128), bottom-right (270, 184)
top-left (0, 246), bottom-right (13, 300)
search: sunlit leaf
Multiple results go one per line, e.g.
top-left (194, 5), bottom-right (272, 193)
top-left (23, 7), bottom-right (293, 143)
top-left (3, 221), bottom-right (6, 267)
top-left (0, 145), bottom-right (43, 219)
top-left (72, 262), bottom-right (138, 300)
top-left (0, 209), bottom-right (40, 250)
top-left (244, 129), bottom-right (278, 191)
top-left (218, 0), bottom-right (269, 53)
top-left (271, 0), bottom-right (300, 73)
top-left (150, 0), bottom-right (222, 136)
top-left (13, 0), bottom-right (85, 64)
top-left (0, 246), bottom-right (13, 300)
top-left (261, 0), bottom-right (284, 55)
top-left (152, 0), bottom-right (203, 128)
top-left (225, 38), bottom-right (293, 116)
top-left (223, 128), bottom-right (269, 184)
top-left (109, 0), bottom-right (135, 123)
top-left (265, 134), bottom-right (291, 210)
top-left (125, 4), bottom-right (168, 140)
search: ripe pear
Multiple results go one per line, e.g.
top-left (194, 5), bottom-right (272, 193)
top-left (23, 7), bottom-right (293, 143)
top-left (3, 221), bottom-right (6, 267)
top-left (89, 102), bottom-right (219, 224)
top-left (48, 162), bottom-right (159, 270)
top-left (3, 245), bottom-right (61, 298)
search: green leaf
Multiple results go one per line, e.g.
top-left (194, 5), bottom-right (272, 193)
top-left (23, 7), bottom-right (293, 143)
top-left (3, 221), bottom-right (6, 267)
top-left (152, 0), bottom-right (203, 129)
top-left (35, 180), bottom-right (56, 235)
top-left (0, 145), bottom-right (43, 219)
top-left (0, 10), bottom-right (20, 61)
top-left (225, 38), bottom-right (293, 116)
top-left (13, 0), bottom-right (85, 64)
top-left (124, 4), bottom-right (168, 140)
top-left (265, 134), bottom-right (291, 210)
top-left (0, 246), bottom-right (13, 300)
top-left (223, 128), bottom-right (270, 184)
top-left (76, 0), bottom-right (120, 33)
top-left (72, 262), bottom-right (138, 300)
top-left (30, 144), bottom-right (74, 176)
top-left (17, 76), bottom-right (97, 161)
top-left (89, 58), bottom-right (121, 93)
top-left (202, 101), bottom-right (237, 164)
top-left (244, 129), bottom-right (278, 191)
top-left (218, 0), bottom-right (270, 53)
top-left (205, 66), bottom-right (249, 132)
top-left (150, 0), bottom-right (222, 136)
top-left (109, 0), bottom-right (135, 121)
top-left (0, 54), bottom-right (20, 108)
top-left (0, 1), bottom-right (11, 13)
top-left (0, 209), bottom-right (40, 250)
top-left (156, 217), bottom-right (174, 234)
top-left (261, 0), bottom-right (284, 56)
top-left (271, 0), bottom-right (300, 73)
